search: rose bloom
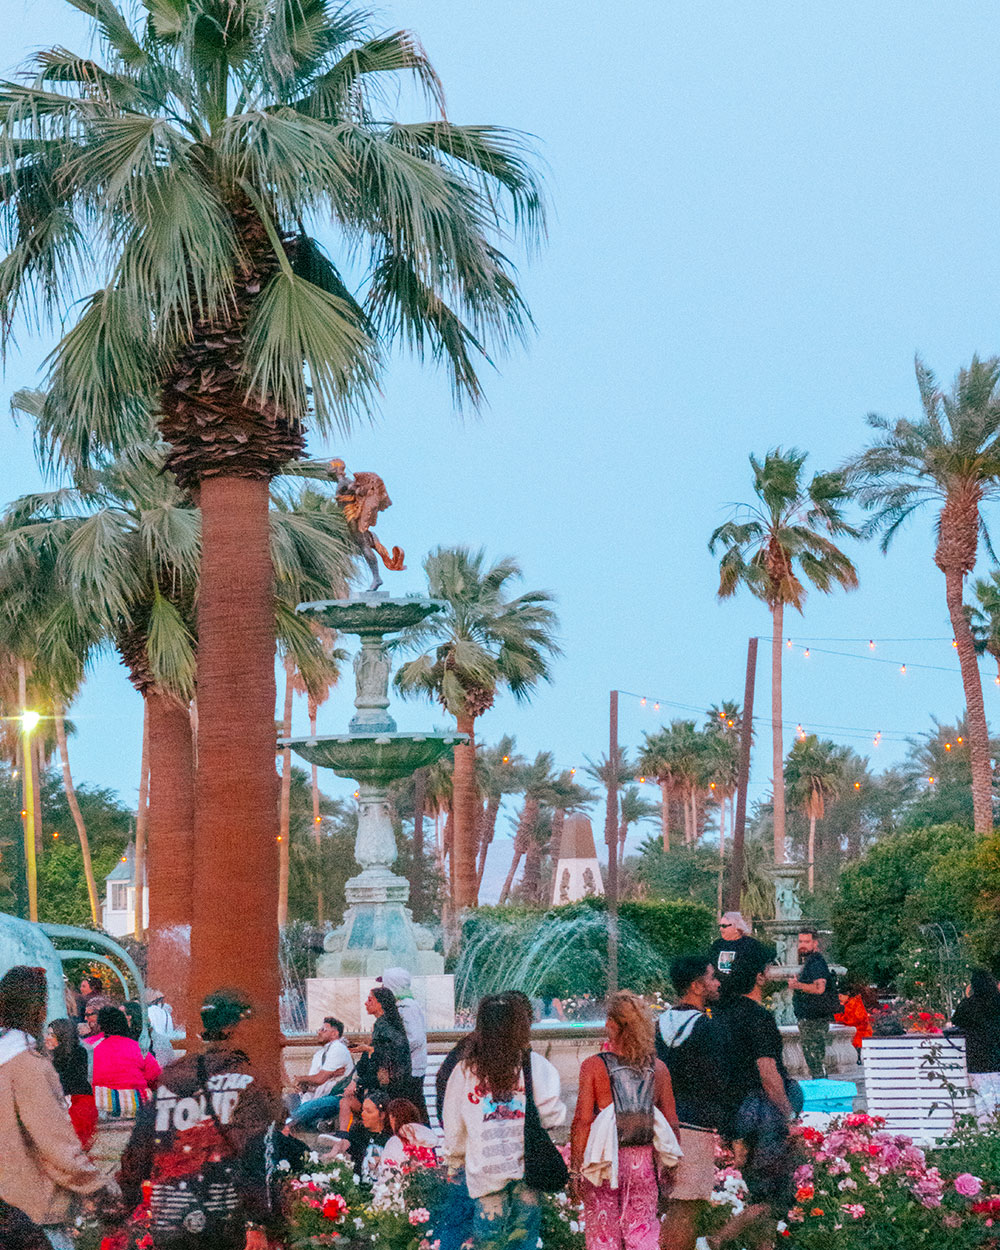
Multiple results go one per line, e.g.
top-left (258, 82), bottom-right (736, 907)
top-left (795, 1185), bottom-right (814, 1203)
top-left (955, 1173), bottom-right (983, 1198)
top-left (322, 1194), bottom-right (348, 1221)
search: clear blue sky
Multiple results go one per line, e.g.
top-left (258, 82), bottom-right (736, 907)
top-left (4, 1), bottom-right (1000, 897)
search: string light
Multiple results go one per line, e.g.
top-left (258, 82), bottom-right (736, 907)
top-left (803, 648), bottom-right (810, 658)
top-left (952, 639), bottom-right (958, 648)
top-left (52, 831), bottom-right (59, 839)
top-left (640, 697), bottom-right (646, 706)
top-left (570, 767), bottom-right (576, 775)
top-left (928, 776), bottom-right (936, 785)
top-left (958, 736), bottom-right (964, 744)
top-left (945, 743), bottom-right (952, 752)
top-left (653, 702), bottom-right (660, 711)
top-left (314, 815), bottom-right (321, 824)
top-left (787, 639), bottom-right (793, 649)
top-left (900, 664), bottom-right (906, 675)
top-left (854, 781), bottom-right (861, 790)
top-left (502, 755), bottom-right (509, 764)
top-left (869, 640), bottom-right (875, 650)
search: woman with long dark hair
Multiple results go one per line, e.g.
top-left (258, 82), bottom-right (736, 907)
top-left (952, 968), bottom-right (1000, 1123)
top-left (442, 994), bottom-right (566, 1249)
top-left (44, 1019), bottom-right (97, 1150)
top-left (0, 967), bottom-right (117, 1247)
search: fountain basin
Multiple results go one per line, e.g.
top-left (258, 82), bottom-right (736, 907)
top-left (282, 732), bottom-right (467, 783)
top-left (296, 594), bottom-right (444, 635)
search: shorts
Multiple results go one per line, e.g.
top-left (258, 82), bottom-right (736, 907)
top-left (669, 1125), bottom-right (719, 1201)
top-left (734, 1094), bottom-right (802, 1216)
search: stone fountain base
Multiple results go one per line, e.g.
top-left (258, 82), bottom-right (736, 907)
top-left (306, 973), bottom-right (455, 1033)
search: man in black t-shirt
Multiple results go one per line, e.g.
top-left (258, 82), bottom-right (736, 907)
top-left (710, 948), bottom-right (800, 1250)
top-left (658, 954), bottom-right (724, 1250)
top-left (789, 928), bottom-right (834, 1079)
top-left (709, 912), bottom-right (756, 988)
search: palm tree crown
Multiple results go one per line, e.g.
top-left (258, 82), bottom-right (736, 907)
top-left (0, 0), bottom-right (545, 468)
top-left (846, 356), bottom-right (1000, 833)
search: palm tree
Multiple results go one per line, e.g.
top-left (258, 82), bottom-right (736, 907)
top-left (970, 570), bottom-right (1000, 686)
top-left (847, 357), bottom-right (1000, 834)
top-left (498, 751), bottom-right (559, 905)
top-left (0, 0), bottom-right (544, 1073)
top-left (710, 449), bottom-right (859, 862)
top-left (784, 735), bottom-right (844, 893)
top-left (638, 730), bottom-right (679, 852)
top-left (618, 784), bottom-right (657, 860)
top-left (475, 736), bottom-right (525, 891)
top-left (1, 434), bottom-right (353, 999)
top-left (584, 745), bottom-right (634, 879)
top-left (703, 702), bottom-right (742, 846)
top-left (396, 548), bottom-right (559, 908)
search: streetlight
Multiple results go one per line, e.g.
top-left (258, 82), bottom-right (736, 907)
top-left (21, 710), bottom-right (40, 922)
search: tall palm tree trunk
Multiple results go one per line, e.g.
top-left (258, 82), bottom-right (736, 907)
top-left (134, 703), bottom-right (150, 939)
top-left (476, 794), bottom-right (502, 891)
top-left (278, 656), bottom-right (295, 927)
top-left (53, 704), bottom-right (99, 926)
top-left (189, 477), bottom-right (279, 1082)
top-left (945, 567), bottom-right (994, 833)
top-left (771, 602), bottom-right (787, 862)
top-left (522, 837), bottom-right (544, 902)
top-left (659, 781), bottom-right (670, 852)
top-left (499, 799), bottom-right (537, 904)
top-left (146, 688), bottom-right (196, 1008)
top-left (452, 712), bottom-right (479, 909)
top-left (309, 698), bottom-right (323, 924)
top-left (807, 811), bottom-right (816, 894)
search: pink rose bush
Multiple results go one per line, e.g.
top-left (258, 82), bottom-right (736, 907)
top-left (704, 1113), bottom-right (1000, 1248)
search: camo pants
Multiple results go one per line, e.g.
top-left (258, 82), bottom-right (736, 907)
top-left (798, 1017), bottom-right (830, 1078)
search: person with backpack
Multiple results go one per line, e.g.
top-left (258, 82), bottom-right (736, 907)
top-left (570, 990), bottom-right (680, 1250)
top-left (118, 988), bottom-right (278, 1250)
top-left (788, 928), bottom-right (835, 1080)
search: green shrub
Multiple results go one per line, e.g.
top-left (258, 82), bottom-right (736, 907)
top-left (455, 897), bottom-right (714, 1003)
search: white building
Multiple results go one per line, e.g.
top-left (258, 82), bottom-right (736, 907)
top-left (551, 813), bottom-right (604, 905)
top-left (101, 842), bottom-right (148, 938)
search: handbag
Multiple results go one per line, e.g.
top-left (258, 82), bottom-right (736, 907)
top-left (521, 1049), bottom-right (569, 1193)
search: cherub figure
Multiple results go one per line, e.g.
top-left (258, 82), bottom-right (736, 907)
top-left (329, 459), bottom-right (405, 592)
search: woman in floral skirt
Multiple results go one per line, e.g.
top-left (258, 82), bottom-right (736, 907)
top-left (570, 990), bottom-right (681, 1250)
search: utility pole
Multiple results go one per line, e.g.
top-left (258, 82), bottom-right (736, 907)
top-left (605, 689), bottom-right (619, 993)
top-left (725, 637), bottom-right (758, 912)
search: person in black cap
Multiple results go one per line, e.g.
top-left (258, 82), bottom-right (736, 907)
top-left (118, 988), bottom-right (280, 1249)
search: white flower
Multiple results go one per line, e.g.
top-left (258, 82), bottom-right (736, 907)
top-left (308, 1150), bottom-right (320, 1163)
top-left (354, 1217), bottom-right (365, 1229)
top-left (277, 1159), bottom-right (291, 1172)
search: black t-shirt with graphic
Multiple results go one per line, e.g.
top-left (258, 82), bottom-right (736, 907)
top-left (119, 1045), bottom-right (277, 1249)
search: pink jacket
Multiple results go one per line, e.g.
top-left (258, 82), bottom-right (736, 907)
top-left (92, 1035), bottom-right (161, 1092)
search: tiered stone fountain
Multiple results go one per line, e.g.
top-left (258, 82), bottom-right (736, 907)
top-left (281, 594), bottom-right (465, 1032)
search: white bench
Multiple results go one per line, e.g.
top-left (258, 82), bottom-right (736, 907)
top-left (423, 1052), bottom-right (447, 1129)
top-left (862, 1034), bottom-right (973, 1144)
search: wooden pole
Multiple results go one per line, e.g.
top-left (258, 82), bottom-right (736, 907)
top-left (605, 689), bottom-right (619, 994)
top-left (725, 637), bottom-right (758, 912)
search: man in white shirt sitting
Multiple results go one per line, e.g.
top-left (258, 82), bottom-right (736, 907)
top-left (286, 1017), bottom-right (354, 1132)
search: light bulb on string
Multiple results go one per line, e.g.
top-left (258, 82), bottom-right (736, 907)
top-left (957, 736), bottom-right (964, 745)
top-left (854, 782), bottom-right (861, 791)
top-left (787, 639), bottom-right (793, 649)
top-left (640, 697), bottom-right (647, 707)
top-left (952, 639), bottom-right (958, 649)
top-left (804, 648), bottom-right (810, 658)
top-left (945, 743), bottom-right (952, 751)
top-left (654, 702), bottom-right (660, 711)
top-left (928, 776), bottom-right (935, 785)
top-left (900, 664), bottom-right (906, 675)
top-left (869, 640), bottom-right (875, 650)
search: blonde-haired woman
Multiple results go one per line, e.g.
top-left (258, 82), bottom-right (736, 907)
top-left (570, 991), bottom-right (681, 1249)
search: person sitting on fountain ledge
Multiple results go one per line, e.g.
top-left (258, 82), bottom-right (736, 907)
top-left (284, 1016), bottom-right (354, 1132)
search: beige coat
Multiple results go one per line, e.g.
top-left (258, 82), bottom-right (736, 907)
top-left (0, 1047), bottom-right (106, 1225)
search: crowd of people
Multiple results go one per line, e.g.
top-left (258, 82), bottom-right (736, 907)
top-left (1, 925), bottom-right (1000, 1250)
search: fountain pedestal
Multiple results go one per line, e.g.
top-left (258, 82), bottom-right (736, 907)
top-left (282, 595), bottom-right (466, 1031)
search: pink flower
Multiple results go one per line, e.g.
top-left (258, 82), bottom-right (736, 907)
top-left (321, 1193), bottom-right (348, 1221)
top-left (408, 1208), bottom-right (431, 1225)
top-left (844, 1204), bottom-right (866, 1219)
top-left (955, 1173), bottom-right (983, 1197)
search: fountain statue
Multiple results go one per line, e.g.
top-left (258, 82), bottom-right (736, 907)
top-left (281, 581), bottom-right (465, 1031)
